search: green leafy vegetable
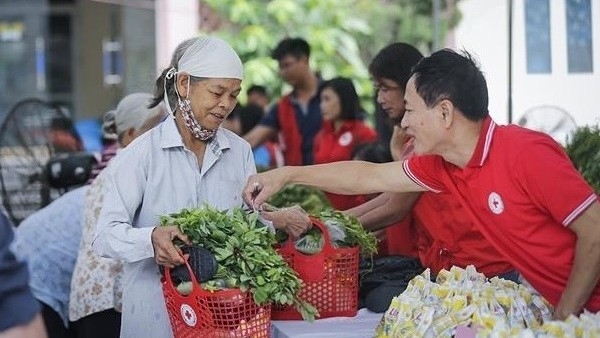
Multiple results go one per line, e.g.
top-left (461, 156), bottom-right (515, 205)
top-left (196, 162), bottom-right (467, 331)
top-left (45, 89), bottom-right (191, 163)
top-left (268, 184), bottom-right (332, 214)
top-left (160, 205), bottom-right (318, 321)
top-left (317, 209), bottom-right (378, 256)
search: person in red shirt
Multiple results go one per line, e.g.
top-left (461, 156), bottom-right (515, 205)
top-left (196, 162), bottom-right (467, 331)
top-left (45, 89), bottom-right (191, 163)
top-left (243, 49), bottom-right (600, 320)
top-left (313, 77), bottom-right (378, 210)
top-left (348, 43), bottom-right (512, 276)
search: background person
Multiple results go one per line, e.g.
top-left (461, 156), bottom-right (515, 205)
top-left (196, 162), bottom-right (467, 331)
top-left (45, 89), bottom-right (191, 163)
top-left (49, 116), bottom-right (84, 153)
top-left (69, 93), bottom-right (167, 338)
top-left (0, 211), bottom-right (48, 338)
top-left (13, 185), bottom-right (86, 338)
top-left (243, 37), bottom-right (322, 166)
top-left (313, 76), bottom-right (377, 210)
top-left (246, 84), bottom-right (270, 112)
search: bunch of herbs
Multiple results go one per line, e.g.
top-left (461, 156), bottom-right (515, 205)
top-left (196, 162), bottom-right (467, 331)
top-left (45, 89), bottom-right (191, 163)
top-left (160, 205), bottom-right (318, 321)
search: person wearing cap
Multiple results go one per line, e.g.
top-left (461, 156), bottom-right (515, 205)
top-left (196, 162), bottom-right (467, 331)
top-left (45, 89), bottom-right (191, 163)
top-left (92, 36), bottom-right (312, 338)
top-left (69, 93), bottom-right (166, 338)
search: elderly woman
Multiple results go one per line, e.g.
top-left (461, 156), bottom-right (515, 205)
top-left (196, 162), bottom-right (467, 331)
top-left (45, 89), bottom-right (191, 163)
top-left (92, 36), bottom-right (310, 337)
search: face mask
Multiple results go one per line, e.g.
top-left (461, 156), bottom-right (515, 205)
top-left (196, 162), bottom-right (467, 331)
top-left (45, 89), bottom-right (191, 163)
top-left (164, 68), bottom-right (217, 141)
top-left (177, 97), bottom-right (216, 141)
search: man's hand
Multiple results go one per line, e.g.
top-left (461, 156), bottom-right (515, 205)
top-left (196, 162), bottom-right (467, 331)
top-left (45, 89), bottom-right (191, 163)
top-left (262, 205), bottom-right (312, 238)
top-left (151, 226), bottom-right (191, 268)
top-left (244, 168), bottom-right (288, 209)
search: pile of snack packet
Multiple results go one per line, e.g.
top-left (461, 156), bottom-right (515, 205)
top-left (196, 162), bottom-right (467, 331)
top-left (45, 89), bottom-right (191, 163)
top-left (374, 265), bottom-right (600, 337)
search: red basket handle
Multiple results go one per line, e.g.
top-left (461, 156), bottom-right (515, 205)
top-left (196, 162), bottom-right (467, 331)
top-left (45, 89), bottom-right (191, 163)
top-left (163, 255), bottom-right (199, 297)
top-left (279, 216), bottom-right (338, 282)
top-left (280, 216), bottom-right (336, 256)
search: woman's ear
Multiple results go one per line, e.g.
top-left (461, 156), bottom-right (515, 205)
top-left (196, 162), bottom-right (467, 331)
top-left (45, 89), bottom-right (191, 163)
top-left (176, 73), bottom-right (190, 98)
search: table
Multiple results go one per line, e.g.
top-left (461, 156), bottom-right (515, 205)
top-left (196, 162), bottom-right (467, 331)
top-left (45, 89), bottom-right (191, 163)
top-left (271, 308), bottom-right (382, 338)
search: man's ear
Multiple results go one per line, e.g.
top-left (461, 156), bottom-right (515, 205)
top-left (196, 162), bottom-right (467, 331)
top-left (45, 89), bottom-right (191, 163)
top-left (439, 99), bottom-right (454, 128)
top-left (299, 55), bottom-right (309, 65)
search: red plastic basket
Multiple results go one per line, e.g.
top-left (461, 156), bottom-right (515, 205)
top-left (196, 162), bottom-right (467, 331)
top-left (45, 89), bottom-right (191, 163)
top-left (162, 259), bottom-right (271, 338)
top-left (272, 217), bottom-right (359, 320)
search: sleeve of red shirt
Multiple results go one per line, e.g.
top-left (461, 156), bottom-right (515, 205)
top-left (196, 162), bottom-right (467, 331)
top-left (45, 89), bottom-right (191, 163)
top-left (514, 137), bottom-right (598, 226)
top-left (403, 155), bottom-right (447, 193)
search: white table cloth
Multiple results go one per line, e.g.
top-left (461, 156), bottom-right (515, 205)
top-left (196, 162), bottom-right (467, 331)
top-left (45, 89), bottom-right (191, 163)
top-left (271, 308), bottom-right (382, 338)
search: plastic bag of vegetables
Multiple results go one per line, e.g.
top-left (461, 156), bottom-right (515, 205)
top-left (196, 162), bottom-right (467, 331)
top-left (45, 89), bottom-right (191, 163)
top-left (285, 209), bottom-right (378, 256)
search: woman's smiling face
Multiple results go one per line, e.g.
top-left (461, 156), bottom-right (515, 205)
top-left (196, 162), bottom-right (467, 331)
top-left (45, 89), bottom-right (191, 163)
top-left (182, 75), bottom-right (242, 131)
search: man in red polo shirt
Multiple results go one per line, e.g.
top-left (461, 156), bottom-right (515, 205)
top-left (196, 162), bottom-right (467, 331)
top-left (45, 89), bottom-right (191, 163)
top-left (243, 49), bottom-right (600, 320)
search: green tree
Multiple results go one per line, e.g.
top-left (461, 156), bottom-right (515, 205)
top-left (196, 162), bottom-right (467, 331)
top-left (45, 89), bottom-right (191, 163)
top-left (565, 125), bottom-right (600, 193)
top-left (200, 0), bottom-right (460, 117)
top-left (354, 0), bottom-right (461, 64)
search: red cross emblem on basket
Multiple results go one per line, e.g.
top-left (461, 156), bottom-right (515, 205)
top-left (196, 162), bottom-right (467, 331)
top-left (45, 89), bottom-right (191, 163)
top-left (180, 303), bottom-right (197, 327)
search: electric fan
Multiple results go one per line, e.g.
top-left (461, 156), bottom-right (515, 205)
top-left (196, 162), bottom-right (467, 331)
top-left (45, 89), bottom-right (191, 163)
top-left (517, 105), bottom-right (578, 146)
top-left (0, 98), bottom-right (95, 226)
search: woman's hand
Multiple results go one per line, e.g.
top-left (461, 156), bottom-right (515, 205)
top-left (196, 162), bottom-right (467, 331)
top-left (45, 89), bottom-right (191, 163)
top-left (262, 205), bottom-right (312, 238)
top-left (151, 225), bottom-right (191, 268)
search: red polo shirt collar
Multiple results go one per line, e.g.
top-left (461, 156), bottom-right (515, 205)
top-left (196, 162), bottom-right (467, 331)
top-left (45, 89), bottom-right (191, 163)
top-left (466, 116), bottom-right (496, 168)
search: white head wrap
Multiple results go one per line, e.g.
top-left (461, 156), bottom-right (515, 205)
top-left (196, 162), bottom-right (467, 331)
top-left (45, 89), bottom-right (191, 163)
top-left (163, 36), bottom-right (243, 117)
top-left (178, 36), bottom-right (243, 80)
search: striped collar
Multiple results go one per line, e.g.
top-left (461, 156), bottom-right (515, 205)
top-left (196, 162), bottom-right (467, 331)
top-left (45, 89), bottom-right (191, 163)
top-left (466, 116), bottom-right (496, 168)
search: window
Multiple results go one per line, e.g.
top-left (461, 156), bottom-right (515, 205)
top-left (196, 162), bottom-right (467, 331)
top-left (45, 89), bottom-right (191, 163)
top-left (566, 0), bottom-right (593, 73)
top-left (525, 0), bottom-right (552, 73)
top-left (47, 13), bottom-right (72, 94)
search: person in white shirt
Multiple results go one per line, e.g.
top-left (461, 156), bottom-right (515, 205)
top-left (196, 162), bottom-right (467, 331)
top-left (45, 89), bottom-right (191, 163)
top-left (92, 36), bottom-right (311, 338)
top-left (69, 93), bottom-right (167, 338)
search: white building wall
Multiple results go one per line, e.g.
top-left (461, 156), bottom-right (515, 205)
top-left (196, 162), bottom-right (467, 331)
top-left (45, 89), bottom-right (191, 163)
top-left (452, 0), bottom-right (600, 127)
top-left (155, 0), bottom-right (199, 73)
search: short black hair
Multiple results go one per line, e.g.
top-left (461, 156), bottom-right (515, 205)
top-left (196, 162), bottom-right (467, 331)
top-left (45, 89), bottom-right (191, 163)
top-left (271, 37), bottom-right (310, 60)
top-left (369, 42), bottom-right (423, 90)
top-left (247, 85), bottom-right (268, 97)
top-left (318, 77), bottom-right (361, 120)
top-left (411, 49), bottom-right (489, 121)
top-left (237, 104), bottom-right (265, 135)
